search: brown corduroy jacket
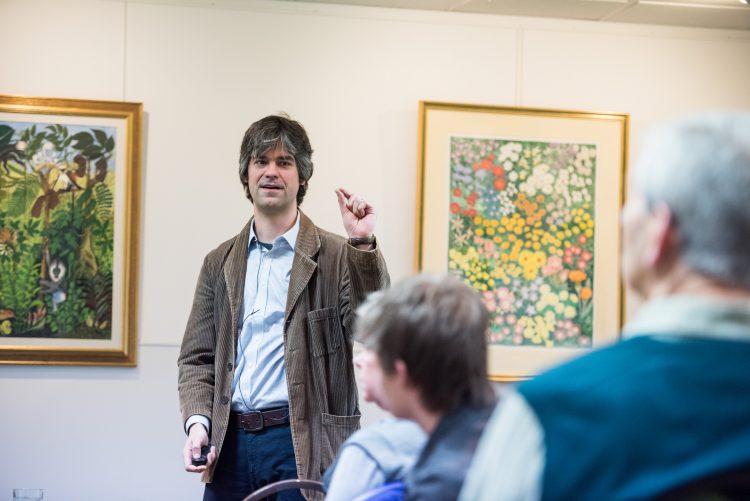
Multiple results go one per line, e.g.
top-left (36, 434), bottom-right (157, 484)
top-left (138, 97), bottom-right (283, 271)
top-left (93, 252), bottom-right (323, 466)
top-left (177, 211), bottom-right (390, 493)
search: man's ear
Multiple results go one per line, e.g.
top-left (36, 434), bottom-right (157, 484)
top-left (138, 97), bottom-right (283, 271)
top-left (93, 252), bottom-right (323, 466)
top-left (393, 359), bottom-right (410, 386)
top-left (647, 202), bottom-right (679, 267)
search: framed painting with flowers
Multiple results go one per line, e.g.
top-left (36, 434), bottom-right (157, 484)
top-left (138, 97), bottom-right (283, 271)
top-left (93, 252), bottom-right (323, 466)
top-left (416, 101), bottom-right (628, 381)
top-left (0, 95), bottom-right (141, 365)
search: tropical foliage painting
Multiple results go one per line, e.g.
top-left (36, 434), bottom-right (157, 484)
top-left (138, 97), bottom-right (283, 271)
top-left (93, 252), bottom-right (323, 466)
top-left (0, 120), bottom-right (115, 340)
top-left (448, 136), bottom-right (596, 349)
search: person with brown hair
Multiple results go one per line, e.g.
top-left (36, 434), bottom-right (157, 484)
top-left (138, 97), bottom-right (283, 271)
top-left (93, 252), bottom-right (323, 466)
top-left (178, 114), bottom-right (390, 500)
top-left (354, 274), bottom-right (497, 501)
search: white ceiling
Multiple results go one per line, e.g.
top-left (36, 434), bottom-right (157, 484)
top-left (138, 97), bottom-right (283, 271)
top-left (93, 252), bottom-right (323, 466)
top-left (270, 0), bottom-right (750, 30)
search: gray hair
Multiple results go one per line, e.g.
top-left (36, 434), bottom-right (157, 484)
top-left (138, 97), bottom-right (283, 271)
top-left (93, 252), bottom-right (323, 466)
top-left (356, 274), bottom-right (495, 413)
top-left (634, 112), bottom-right (750, 288)
top-left (238, 114), bottom-right (314, 205)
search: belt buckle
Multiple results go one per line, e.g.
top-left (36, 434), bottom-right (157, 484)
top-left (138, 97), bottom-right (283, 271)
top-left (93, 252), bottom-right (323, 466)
top-left (241, 411), bottom-right (264, 432)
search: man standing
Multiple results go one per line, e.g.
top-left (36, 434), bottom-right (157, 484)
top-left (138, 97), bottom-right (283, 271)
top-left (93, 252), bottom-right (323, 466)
top-left (353, 274), bottom-right (497, 501)
top-left (460, 112), bottom-right (750, 500)
top-left (178, 115), bottom-right (389, 500)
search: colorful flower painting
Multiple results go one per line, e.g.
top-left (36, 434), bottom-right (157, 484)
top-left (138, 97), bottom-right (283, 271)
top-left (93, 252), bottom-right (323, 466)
top-left (448, 136), bottom-right (596, 349)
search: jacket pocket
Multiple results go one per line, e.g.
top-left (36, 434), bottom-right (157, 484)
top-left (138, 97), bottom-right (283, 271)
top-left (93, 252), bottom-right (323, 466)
top-left (320, 412), bottom-right (361, 473)
top-left (307, 307), bottom-right (342, 357)
top-left (308, 307), bottom-right (357, 416)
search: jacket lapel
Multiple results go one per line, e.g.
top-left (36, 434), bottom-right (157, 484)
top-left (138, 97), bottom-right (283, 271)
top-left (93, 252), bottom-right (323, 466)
top-left (285, 211), bottom-right (320, 322)
top-left (224, 218), bottom-right (253, 342)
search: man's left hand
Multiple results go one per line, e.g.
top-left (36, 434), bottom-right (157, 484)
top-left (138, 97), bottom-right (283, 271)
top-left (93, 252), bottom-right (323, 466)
top-left (336, 187), bottom-right (376, 239)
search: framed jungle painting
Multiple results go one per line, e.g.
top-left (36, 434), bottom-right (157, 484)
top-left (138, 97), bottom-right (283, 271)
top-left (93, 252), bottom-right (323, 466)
top-left (0, 95), bottom-right (141, 365)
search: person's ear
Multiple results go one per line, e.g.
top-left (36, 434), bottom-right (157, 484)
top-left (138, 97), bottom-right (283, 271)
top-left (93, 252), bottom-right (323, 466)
top-left (646, 203), bottom-right (679, 267)
top-left (393, 359), bottom-right (410, 386)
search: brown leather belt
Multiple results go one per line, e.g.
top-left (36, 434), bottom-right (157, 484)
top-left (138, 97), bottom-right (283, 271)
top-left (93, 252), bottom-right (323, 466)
top-left (231, 408), bottom-right (290, 432)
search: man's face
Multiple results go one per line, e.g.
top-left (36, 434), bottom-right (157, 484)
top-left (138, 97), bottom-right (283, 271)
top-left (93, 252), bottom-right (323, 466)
top-left (246, 144), bottom-right (300, 215)
top-left (354, 347), bottom-right (397, 413)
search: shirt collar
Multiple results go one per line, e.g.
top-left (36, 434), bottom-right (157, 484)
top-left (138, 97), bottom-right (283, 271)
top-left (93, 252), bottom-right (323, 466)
top-left (622, 294), bottom-right (750, 343)
top-left (248, 211), bottom-right (300, 251)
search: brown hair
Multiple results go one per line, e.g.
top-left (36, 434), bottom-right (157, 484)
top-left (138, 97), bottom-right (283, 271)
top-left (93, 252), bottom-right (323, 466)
top-left (356, 274), bottom-right (495, 414)
top-left (238, 114), bottom-right (313, 205)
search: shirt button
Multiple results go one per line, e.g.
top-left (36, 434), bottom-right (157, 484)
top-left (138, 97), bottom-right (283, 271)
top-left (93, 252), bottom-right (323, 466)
top-left (221, 395), bottom-right (229, 405)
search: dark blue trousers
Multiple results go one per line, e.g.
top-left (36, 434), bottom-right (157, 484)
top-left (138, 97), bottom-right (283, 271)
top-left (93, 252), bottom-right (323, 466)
top-left (203, 421), bottom-right (303, 501)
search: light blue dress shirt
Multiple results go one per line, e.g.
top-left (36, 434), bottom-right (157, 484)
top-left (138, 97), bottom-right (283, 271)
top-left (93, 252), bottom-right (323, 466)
top-left (231, 215), bottom-right (300, 412)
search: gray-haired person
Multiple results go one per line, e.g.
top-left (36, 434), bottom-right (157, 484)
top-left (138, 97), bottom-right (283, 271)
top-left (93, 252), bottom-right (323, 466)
top-left (460, 112), bottom-right (750, 501)
top-left (178, 115), bottom-right (390, 500)
top-left (353, 274), bottom-right (497, 501)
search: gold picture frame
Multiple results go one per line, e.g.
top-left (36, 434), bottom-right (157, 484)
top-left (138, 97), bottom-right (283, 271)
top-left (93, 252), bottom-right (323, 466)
top-left (416, 101), bottom-right (628, 381)
top-left (0, 95), bottom-right (142, 366)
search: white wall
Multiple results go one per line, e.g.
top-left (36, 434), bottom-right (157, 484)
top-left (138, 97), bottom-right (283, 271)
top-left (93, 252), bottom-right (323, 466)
top-left (1, 0), bottom-right (748, 498)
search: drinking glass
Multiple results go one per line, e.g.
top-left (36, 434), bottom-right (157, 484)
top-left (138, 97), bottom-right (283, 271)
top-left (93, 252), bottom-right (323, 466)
top-left (13, 488), bottom-right (44, 501)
